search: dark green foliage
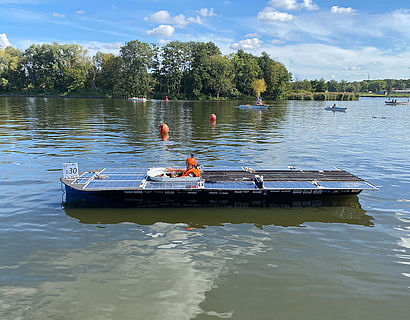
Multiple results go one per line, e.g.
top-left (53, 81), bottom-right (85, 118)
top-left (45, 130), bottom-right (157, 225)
top-left (1, 40), bottom-right (291, 99)
top-left (291, 78), bottom-right (410, 96)
top-left (9, 39), bottom-right (408, 101)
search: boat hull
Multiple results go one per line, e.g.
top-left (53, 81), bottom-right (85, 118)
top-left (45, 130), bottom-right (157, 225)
top-left (325, 107), bottom-right (347, 111)
top-left (238, 104), bottom-right (268, 110)
top-left (61, 167), bottom-right (377, 208)
top-left (385, 101), bottom-right (408, 105)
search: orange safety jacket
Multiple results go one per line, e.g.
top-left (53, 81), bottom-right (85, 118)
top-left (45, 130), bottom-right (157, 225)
top-left (182, 167), bottom-right (200, 177)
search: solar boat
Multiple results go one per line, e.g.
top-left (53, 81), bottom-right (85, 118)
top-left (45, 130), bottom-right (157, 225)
top-left (61, 165), bottom-right (377, 207)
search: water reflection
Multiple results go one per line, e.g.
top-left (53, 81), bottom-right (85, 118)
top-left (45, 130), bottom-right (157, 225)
top-left (64, 196), bottom-right (373, 228)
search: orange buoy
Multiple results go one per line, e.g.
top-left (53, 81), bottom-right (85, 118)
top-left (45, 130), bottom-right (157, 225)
top-left (159, 123), bottom-right (169, 134)
top-left (209, 113), bottom-right (216, 123)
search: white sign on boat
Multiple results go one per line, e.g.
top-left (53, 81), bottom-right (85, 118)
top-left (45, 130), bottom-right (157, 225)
top-left (62, 163), bottom-right (79, 179)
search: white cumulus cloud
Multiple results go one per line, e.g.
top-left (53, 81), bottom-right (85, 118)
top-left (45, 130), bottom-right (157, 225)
top-left (245, 33), bottom-right (260, 38)
top-left (52, 12), bottom-right (66, 18)
top-left (230, 38), bottom-right (262, 50)
top-left (258, 8), bottom-right (294, 22)
top-left (302, 0), bottom-right (318, 11)
top-left (0, 33), bottom-right (11, 49)
top-left (187, 16), bottom-right (202, 24)
top-left (331, 6), bottom-right (356, 15)
top-left (198, 8), bottom-right (216, 17)
top-left (144, 10), bottom-right (170, 23)
top-left (144, 10), bottom-right (201, 28)
top-left (268, 0), bottom-right (318, 11)
top-left (147, 25), bottom-right (175, 38)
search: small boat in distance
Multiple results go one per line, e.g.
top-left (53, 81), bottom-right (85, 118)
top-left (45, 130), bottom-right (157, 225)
top-left (325, 106), bottom-right (347, 112)
top-left (385, 99), bottom-right (408, 105)
top-left (128, 97), bottom-right (148, 102)
top-left (238, 104), bottom-right (268, 110)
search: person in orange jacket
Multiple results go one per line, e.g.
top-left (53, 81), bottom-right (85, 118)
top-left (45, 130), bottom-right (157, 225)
top-left (167, 154), bottom-right (200, 177)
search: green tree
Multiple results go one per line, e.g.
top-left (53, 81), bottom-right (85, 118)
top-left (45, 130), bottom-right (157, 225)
top-left (119, 40), bottom-right (153, 97)
top-left (258, 52), bottom-right (291, 99)
top-left (230, 50), bottom-right (261, 96)
top-left (0, 47), bottom-right (25, 92)
top-left (95, 53), bottom-right (122, 94)
top-left (368, 80), bottom-right (386, 93)
top-left (206, 54), bottom-right (234, 98)
top-left (326, 80), bottom-right (339, 92)
top-left (24, 42), bottom-right (89, 93)
top-left (160, 41), bottom-right (189, 96)
top-left (311, 78), bottom-right (327, 92)
top-left (184, 42), bottom-right (221, 98)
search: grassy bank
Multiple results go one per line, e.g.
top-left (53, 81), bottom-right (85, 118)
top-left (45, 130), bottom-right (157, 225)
top-left (360, 93), bottom-right (410, 98)
top-left (286, 91), bottom-right (359, 101)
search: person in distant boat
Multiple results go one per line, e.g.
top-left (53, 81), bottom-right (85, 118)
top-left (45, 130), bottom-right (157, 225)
top-left (332, 103), bottom-right (337, 108)
top-left (256, 97), bottom-right (262, 105)
top-left (167, 154), bottom-right (200, 177)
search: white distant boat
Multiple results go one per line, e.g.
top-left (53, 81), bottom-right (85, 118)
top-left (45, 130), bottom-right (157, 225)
top-left (128, 97), bottom-right (147, 102)
top-left (385, 99), bottom-right (408, 105)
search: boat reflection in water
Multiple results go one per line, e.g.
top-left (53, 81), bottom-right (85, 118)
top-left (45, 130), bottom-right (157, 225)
top-left (64, 196), bottom-right (373, 228)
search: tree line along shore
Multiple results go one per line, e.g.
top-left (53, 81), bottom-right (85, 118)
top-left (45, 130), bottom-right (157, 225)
top-left (1, 40), bottom-right (409, 101)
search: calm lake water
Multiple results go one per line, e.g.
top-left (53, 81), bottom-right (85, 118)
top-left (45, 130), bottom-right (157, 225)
top-left (0, 97), bottom-right (409, 319)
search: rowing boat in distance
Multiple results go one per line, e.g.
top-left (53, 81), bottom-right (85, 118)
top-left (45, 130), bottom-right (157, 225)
top-left (61, 165), bottom-right (377, 208)
top-left (238, 104), bottom-right (269, 110)
top-left (385, 99), bottom-right (408, 105)
top-left (325, 106), bottom-right (347, 111)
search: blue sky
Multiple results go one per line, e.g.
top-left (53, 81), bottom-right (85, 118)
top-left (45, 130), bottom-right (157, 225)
top-left (1, 0), bottom-right (409, 81)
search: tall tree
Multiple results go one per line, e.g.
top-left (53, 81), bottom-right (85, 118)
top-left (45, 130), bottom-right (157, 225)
top-left (160, 41), bottom-right (189, 96)
top-left (187, 41), bottom-right (221, 98)
top-left (230, 50), bottom-right (261, 96)
top-left (0, 47), bottom-right (25, 92)
top-left (206, 54), bottom-right (234, 98)
top-left (95, 53), bottom-right (122, 94)
top-left (119, 40), bottom-right (153, 97)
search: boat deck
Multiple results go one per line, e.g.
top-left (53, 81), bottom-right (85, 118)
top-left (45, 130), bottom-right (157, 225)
top-left (61, 166), bottom-right (377, 207)
top-left (62, 166), bottom-right (376, 192)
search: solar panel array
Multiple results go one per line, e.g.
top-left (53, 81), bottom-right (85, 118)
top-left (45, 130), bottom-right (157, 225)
top-left (264, 181), bottom-right (318, 189)
top-left (85, 180), bottom-right (143, 189)
top-left (70, 167), bottom-right (376, 191)
top-left (101, 167), bottom-right (148, 174)
top-left (315, 181), bottom-right (374, 189)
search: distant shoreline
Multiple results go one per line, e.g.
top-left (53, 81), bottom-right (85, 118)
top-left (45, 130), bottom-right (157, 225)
top-left (1, 93), bottom-right (409, 100)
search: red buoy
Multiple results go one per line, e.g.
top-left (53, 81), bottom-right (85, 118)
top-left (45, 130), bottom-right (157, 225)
top-left (159, 123), bottom-right (169, 134)
top-left (210, 113), bottom-right (216, 123)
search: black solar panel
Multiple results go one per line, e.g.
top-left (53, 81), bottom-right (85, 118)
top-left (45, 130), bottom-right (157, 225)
top-left (264, 181), bottom-right (318, 189)
top-left (101, 167), bottom-right (148, 174)
top-left (203, 167), bottom-right (244, 171)
top-left (74, 178), bottom-right (92, 184)
top-left (96, 174), bottom-right (146, 181)
top-left (203, 181), bottom-right (256, 190)
top-left (80, 172), bottom-right (95, 178)
top-left (316, 181), bottom-right (375, 189)
top-left (84, 180), bottom-right (143, 189)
